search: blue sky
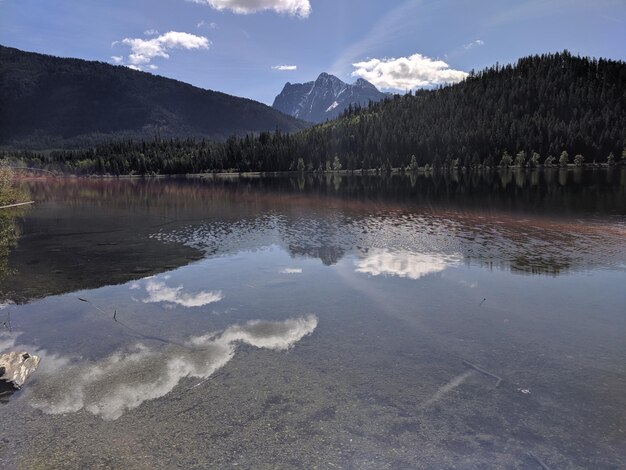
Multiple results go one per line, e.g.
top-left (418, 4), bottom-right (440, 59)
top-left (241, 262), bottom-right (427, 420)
top-left (1, 0), bottom-right (625, 104)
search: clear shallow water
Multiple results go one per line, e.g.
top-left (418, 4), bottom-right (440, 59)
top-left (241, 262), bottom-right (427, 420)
top-left (1, 171), bottom-right (625, 468)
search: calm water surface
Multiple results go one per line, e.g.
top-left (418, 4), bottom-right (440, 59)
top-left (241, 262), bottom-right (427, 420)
top-left (1, 170), bottom-right (625, 468)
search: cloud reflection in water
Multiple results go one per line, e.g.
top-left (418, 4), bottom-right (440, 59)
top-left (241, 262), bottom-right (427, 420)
top-left (0, 332), bottom-right (74, 378)
top-left (142, 279), bottom-right (223, 308)
top-left (29, 315), bottom-right (317, 421)
top-left (279, 268), bottom-right (302, 274)
top-left (355, 249), bottom-right (460, 279)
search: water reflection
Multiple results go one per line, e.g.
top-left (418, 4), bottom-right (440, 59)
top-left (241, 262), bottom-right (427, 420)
top-left (355, 250), bottom-right (460, 280)
top-left (140, 278), bottom-right (223, 308)
top-left (28, 315), bottom-right (317, 421)
top-left (0, 331), bottom-right (16, 352)
top-left (0, 174), bottom-right (624, 468)
top-left (155, 211), bottom-right (625, 278)
top-left (0, 330), bottom-right (75, 391)
top-left (0, 210), bottom-right (25, 281)
top-left (1, 171), bottom-right (624, 305)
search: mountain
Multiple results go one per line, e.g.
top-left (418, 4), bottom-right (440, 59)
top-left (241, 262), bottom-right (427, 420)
top-left (0, 45), bottom-right (307, 148)
top-left (266, 51), bottom-right (626, 169)
top-left (272, 73), bottom-right (387, 123)
top-left (7, 51), bottom-right (626, 174)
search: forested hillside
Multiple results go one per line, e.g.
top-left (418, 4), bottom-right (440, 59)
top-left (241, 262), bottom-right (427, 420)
top-left (3, 51), bottom-right (625, 173)
top-left (0, 45), bottom-right (306, 148)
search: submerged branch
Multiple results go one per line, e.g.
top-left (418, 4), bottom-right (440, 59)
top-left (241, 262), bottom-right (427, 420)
top-left (0, 201), bottom-right (34, 210)
top-left (77, 297), bottom-right (198, 351)
top-left (462, 359), bottom-right (503, 387)
top-left (527, 452), bottom-right (552, 470)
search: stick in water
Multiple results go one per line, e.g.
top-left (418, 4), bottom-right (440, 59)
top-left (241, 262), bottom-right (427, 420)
top-left (77, 297), bottom-right (196, 350)
top-left (1, 311), bottom-right (11, 332)
top-left (462, 360), bottom-right (503, 387)
top-left (0, 201), bottom-right (35, 210)
top-left (527, 452), bottom-right (551, 470)
top-left (78, 297), bottom-right (109, 316)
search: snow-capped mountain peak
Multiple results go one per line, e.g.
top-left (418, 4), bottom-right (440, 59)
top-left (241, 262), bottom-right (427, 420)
top-left (272, 73), bottom-right (387, 123)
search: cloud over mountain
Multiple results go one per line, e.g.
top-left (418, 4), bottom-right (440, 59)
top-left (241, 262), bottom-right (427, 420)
top-left (352, 53), bottom-right (468, 90)
top-left (118, 31), bottom-right (210, 68)
top-left (272, 64), bottom-right (297, 71)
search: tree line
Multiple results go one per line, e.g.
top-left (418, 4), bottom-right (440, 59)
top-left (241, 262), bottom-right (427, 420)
top-left (2, 51), bottom-right (625, 175)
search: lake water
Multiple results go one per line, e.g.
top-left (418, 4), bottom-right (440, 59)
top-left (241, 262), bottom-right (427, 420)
top-left (1, 170), bottom-right (625, 468)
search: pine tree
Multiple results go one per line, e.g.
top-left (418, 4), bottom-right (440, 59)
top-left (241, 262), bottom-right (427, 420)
top-left (573, 154), bottom-right (584, 166)
top-left (500, 151), bottom-right (513, 167)
top-left (530, 152), bottom-right (541, 167)
top-left (607, 152), bottom-right (615, 165)
top-left (332, 155), bottom-right (342, 171)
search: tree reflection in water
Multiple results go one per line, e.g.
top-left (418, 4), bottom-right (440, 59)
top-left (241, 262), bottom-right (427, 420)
top-left (0, 164), bottom-right (31, 281)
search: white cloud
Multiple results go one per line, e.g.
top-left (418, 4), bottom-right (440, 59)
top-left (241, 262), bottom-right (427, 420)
top-left (120, 31), bottom-right (210, 66)
top-left (197, 20), bottom-right (217, 29)
top-left (463, 39), bottom-right (485, 50)
top-left (190, 0), bottom-right (311, 17)
top-left (110, 55), bottom-right (124, 64)
top-left (143, 29), bottom-right (159, 36)
top-left (351, 53), bottom-right (468, 90)
top-left (272, 64), bottom-right (297, 71)
top-left (279, 268), bottom-right (302, 273)
top-left (126, 64), bottom-right (143, 71)
top-left (147, 64), bottom-right (159, 70)
top-left (142, 279), bottom-right (223, 308)
top-left (29, 315), bottom-right (318, 420)
top-left (355, 250), bottom-right (459, 280)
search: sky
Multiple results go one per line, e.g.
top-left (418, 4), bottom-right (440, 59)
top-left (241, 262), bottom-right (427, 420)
top-left (1, 0), bottom-right (625, 105)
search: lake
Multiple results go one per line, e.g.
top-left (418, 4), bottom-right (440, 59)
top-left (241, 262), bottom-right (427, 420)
top-left (1, 169), bottom-right (625, 468)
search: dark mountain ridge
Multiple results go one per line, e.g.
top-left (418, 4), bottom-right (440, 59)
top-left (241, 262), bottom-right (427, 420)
top-left (4, 51), bottom-right (626, 174)
top-left (0, 45), bottom-right (307, 148)
top-left (272, 73), bottom-right (387, 123)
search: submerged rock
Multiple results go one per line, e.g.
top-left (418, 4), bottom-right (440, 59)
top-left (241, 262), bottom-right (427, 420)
top-left (0, 351), bottom-right (41, 390)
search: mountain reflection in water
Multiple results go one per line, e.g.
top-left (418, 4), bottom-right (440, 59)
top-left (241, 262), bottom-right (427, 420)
top-left (1, 170), bottom-right (623, 302)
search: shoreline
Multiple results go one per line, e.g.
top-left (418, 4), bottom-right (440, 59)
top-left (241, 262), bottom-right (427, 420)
top-left (10, 163), bottom-right (625, 179)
